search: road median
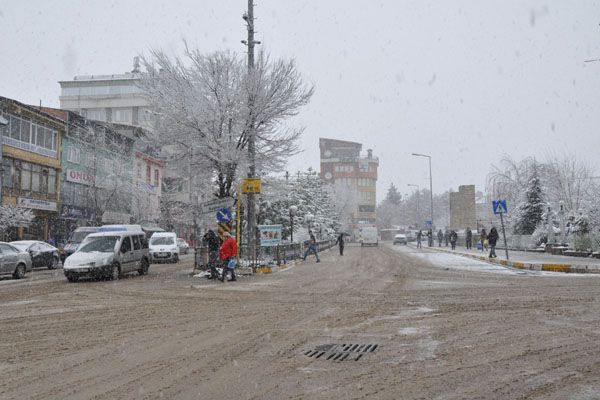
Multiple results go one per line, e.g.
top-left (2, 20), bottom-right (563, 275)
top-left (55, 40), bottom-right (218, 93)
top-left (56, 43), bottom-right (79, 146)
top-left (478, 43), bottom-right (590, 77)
top-left (409, 244), bottom-right (600, 274)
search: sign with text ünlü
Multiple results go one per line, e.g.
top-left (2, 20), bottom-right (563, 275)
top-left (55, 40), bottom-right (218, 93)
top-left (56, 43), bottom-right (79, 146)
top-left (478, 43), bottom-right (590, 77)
top-left (241, 178), bottom-right (261, 194)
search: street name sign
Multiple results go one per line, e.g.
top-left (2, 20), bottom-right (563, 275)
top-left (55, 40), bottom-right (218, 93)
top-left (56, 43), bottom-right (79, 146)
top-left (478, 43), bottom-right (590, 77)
top-left (201, 198), bottom-right (232, 215)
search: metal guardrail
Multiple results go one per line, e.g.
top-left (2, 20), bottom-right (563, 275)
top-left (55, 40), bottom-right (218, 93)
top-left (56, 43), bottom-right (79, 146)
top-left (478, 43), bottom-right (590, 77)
top-left (194, 239), bottom-right (337, 271)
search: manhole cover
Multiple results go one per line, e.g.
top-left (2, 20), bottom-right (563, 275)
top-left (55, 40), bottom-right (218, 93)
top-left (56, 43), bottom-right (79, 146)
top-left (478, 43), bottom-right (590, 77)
top-left (304, 343), bottom-right (378, 362)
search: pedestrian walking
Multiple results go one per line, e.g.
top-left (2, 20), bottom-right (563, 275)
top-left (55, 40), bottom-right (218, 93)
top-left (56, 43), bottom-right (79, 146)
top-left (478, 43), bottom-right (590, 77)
top-left (416, 230), bottom-right (422, 248)
top-left (465, 227), bottom-right (473, 250)
top-left (427, 229), bottom-right (433, 247)
top-left (480, 228), bottom-right (488, 252)
top-left (444, 230), bottom-right (449, 247)
top-left (488, 227), bottom-right (499, 258)
top-left (437, 229), bottom-right (443, 247)
top-left (303, 230), bottom-right (320, 263)
top-left (450, 230), bottom-right (458, 250)
top-left (219, 231), bottom-right (238, 282)
top-left (335, 232), bottom-right (347, 256)
top-left (203, 229), bottom-right (221, 280)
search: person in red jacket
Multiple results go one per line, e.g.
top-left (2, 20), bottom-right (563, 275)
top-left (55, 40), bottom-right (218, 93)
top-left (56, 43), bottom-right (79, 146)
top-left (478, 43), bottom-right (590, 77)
top-left (219, 231), bottom-right (238, 282)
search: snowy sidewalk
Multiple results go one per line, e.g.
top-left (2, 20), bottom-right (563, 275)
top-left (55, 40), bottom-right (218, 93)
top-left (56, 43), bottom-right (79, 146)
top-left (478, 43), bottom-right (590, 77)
top-left (410, 243), bottom-right (600, 274)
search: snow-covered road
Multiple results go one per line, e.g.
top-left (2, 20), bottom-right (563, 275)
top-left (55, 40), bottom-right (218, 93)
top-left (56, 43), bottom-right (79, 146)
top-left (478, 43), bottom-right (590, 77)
top-left (1, 244), bottom-right (599, 399)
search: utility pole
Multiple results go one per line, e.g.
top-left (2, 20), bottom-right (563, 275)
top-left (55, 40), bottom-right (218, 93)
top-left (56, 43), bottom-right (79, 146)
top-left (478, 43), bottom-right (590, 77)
top-left (243, 0), bottom-right (261, 263)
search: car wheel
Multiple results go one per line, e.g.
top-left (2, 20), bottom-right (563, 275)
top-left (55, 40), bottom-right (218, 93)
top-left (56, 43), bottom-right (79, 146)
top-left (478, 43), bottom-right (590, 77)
top-left (48, 256), bottom-right (59, 270)
top-left (173, 254), bottom-right (179, 264)
top-left (13, 264), bottom-right (26, 279)
top-left (67, 275), bottom-right (78, 283)
top-left (138, 258), bottom-right (149, 276)
top-left (110, 264), bottom-right (120, 281)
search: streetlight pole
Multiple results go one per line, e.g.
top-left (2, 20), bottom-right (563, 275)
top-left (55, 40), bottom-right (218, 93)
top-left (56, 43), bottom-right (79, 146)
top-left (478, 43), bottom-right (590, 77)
top-left (411, 153), bottom-right (433, 229)
top-left (242, 0), bottom-right (261, 265)
top-left (289, 205), bottom-right (297, 244)
top-left (407, 184), bottom-right (420, 229)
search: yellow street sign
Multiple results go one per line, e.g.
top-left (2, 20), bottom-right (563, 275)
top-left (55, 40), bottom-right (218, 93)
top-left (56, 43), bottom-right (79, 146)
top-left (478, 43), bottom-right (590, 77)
top-left (242, 178), bottom-right (261, 194)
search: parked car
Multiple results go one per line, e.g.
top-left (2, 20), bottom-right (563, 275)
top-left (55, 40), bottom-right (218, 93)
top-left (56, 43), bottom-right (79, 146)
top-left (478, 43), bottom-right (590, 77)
top-left (10, 241), bottom-right (60, 269)
top-left (149, 232), bottom-right (179, 263)
top-left (63, 230), bottom-right (150, 282)
top-left (62, 227), bottom-right (99, 262)
top-left (393, 234), bottom-right (408, 245)
top-left (177, 238), bottom-right (190, 255)
top-left (0, 242), bottom-right (32, 279)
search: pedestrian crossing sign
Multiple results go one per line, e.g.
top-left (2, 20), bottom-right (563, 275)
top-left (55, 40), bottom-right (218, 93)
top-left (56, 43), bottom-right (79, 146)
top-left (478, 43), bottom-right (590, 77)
top-left (492, 199), bottom-right (508, 215)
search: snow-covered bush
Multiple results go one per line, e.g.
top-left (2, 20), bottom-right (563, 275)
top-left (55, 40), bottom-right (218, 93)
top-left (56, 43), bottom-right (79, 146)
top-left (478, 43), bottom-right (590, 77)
top-left (0, 205), bottom-right (34, 240)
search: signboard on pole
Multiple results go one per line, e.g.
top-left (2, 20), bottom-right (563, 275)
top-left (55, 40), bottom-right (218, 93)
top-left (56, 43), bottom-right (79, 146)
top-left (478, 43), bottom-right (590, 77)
top-left (200, 198), bottom-right (232, 216)
top-left (492, 199), bottom-right (508, 215)
top-left (216, 208), bottom-right (232, 223)
top-left (241, 178), bottom-right (261, 194)
top-left (492, 199), bottom-right (510, 260)
top-left (258, 224), bottom-right (282, 247)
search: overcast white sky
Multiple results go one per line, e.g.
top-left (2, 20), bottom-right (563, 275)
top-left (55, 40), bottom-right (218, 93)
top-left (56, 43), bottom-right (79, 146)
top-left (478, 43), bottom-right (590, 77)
top-left (1, 1), bottom-right (599, 200)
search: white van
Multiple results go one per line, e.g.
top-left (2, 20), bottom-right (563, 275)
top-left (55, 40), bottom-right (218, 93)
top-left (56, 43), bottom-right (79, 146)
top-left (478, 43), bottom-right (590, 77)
top-left (149, 232), bottom-right (179, 263)
top-left (63, 230), bottom-right (150, 282)
top-left (359, 226), bottom-right (379, 247)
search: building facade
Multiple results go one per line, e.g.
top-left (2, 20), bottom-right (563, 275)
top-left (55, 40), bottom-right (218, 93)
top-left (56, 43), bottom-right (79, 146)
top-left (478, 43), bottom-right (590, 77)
top-left (58, 60), bottom-right (187, 236)
top-left (132, 140), bottom-right (163, 224)
top-left (449, 184), bottom-right (477, 230)
top-left (319, 138), bottom-right (378, 235)
top-left (0, 97), bottom-right (64, 240)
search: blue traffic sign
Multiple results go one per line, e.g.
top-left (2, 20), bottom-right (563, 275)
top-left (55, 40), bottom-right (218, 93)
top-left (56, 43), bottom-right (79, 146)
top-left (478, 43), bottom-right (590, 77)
top-left (425, 220), bottom-right (432, 226)
top-left (216, 208), bottom-right (232, 223)
top-left (492, 199), bottom-right (508, 215)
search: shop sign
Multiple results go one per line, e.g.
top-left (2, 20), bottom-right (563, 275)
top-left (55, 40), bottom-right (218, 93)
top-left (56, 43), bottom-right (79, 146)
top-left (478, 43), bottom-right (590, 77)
top-left (66, 169), bottom-right (96, 186)
top-left (17, 197), bottom-right (57, 211)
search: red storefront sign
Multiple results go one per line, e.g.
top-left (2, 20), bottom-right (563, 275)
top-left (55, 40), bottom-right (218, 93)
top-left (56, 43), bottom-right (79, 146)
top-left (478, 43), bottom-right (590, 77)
top-left (66, 169), bottom-right (96, 186)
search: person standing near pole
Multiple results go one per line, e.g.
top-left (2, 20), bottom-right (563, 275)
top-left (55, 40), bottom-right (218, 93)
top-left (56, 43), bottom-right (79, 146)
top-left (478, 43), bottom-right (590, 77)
top-left (219, 231), bottom-right (238, 282)
top-left (465, 227), bottom-right (473, 250)
top-left (480, 228), bottom-right (488, 252)
top-left (437, 229), bottom-right (443, 247)
top-left (427, 229), bottom-right (433, 247)
top-left (444, 229), bottom-right (449, 247)
top-left (488, 227), bottom-right (499, 258)
top-left (416, 230), bottom-right (422, 249)
top-left (450, 230), bottom-right (458, 250)
top-left (303, 230), bottom-right (320, 263)
top-left (335, 232), bottom-right (347, 256)
top-left (203, 229), bottom-right (220, 280)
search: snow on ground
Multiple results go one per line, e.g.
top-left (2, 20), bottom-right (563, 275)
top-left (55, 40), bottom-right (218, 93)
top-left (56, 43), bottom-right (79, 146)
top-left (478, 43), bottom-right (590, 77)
top-left (390, 245), bottom-right (600, 278)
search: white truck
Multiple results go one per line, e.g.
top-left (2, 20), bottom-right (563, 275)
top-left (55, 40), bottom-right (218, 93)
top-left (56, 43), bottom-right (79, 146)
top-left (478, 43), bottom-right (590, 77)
top-left (359, 226), bottom-right (379, 247)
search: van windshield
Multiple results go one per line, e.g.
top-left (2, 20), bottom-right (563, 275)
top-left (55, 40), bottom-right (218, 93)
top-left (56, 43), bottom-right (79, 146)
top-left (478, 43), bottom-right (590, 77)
top-left (69, 231), bottom-right (94, 243)
top-left (78, 237), bottom-right (118, 253)
top-left (151, 237), bottom-right (174, 245)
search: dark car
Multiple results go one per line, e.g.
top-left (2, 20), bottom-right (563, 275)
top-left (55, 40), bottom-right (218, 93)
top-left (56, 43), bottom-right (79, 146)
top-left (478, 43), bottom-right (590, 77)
top-left (62, 227), bottom-right (99, 262)
top-left (11, 241), bottom-right (60, 269)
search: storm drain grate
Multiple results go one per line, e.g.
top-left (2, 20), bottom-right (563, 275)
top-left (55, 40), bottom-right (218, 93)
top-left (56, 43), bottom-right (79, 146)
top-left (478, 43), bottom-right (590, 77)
top-left (304, 343), bottom-right (378, 362)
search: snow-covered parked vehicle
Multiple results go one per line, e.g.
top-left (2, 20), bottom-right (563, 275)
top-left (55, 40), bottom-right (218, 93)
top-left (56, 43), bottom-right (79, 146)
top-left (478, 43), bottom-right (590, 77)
top-left (149, 232), bottom-right (179, 263)
top-left (11, 240), bottom-right (60, 269)
top-left (63, 230), bottom-right (150, 282)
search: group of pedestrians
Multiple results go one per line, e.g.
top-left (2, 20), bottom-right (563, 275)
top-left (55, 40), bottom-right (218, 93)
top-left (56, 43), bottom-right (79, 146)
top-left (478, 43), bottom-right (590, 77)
top-left (203, 229), bottom-right (238, 282)
top-left (415, 226), bottom-right (500, 258)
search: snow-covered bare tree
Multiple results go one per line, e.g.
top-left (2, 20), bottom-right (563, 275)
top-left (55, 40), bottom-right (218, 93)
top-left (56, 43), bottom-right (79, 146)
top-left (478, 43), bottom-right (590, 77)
top-left (0, 205), bottom-right (34, 240)
top-left (139, 46), bottom-right (313, 198)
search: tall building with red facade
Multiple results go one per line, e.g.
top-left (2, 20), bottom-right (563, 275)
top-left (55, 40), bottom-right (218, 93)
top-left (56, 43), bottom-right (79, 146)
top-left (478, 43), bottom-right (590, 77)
top-left (319, 138), bottom-right (378, 234)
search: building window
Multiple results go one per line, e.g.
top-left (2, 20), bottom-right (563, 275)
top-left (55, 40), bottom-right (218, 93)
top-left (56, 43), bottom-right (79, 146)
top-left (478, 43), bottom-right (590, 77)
top-left (67, 146), bottom-right (81, 164)
top-left (2, 114), bottom-right (58, 158)
top-left (137, 162), bottom-right (143, 179)
top-left (85, 108), bottom-right (106, 121)
top-left (2, 158), bottom-right (13, 188)
top-left (2, 157), bottom-right (57, 197)
top-left (113, 108), bottom-right (132, 124)
top-left (154, 169), bottom-right (159, 187)
top-left (146, 165), bottom-right (151, 183)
